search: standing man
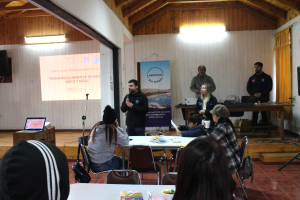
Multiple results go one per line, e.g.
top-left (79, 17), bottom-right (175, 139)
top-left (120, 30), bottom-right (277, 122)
top-left (121, 79), bottom-right (149, 136)
top-left (190, 65), bottom-right (216, 98)
top-left (247, 62), bottom-right (273, 127)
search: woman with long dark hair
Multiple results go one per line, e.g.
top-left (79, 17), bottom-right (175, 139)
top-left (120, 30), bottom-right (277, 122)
top-left (173, 136), bottom-right (238, 200)
top-left (88, 105), bottom-right (129, 172)
top-left (205, 104), bottom-right (241, 174)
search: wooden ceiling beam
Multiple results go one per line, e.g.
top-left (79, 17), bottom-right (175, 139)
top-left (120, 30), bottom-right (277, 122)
top-left (0, 0), bottom-right (13, 3)
top-left (0, 4), bottom-right (39, 11)
top-left (129, 0), bottom-right (169, 25)
top-left (0, 11), bottom-right (50, 25)
top-left (115, 0), bottom-right (128, 7)
top-left (242, 0), bottom-right (286, 19)
top-left (166, 1), bottom-right (241, 10)
top-left (275, 0), bottom-right (300, 11)
top-left (123, 0), bottom-right (155, 17)
top-left (133, 8), bottom-right (167, 31)
top-left (169, 0), bottom-right (237, 2)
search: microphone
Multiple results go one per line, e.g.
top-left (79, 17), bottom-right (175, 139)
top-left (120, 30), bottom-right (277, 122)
top-left (126, 93), bottom-right (130, 100)
top-left (86, 93), bottom-right (89, 100)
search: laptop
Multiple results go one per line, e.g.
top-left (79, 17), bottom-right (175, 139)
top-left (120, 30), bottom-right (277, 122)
top-left (185, 98), bottom-right (198, 105)
top-left (17, 117), bottom-right (46, 133)
top-left (241, 96), bottom-right (256, 103)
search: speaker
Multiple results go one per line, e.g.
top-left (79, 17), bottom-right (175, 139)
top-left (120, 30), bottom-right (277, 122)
top-left (0, 50), bottom-right (10, 76)
top-left (298, 67), bottom-right (300, 96)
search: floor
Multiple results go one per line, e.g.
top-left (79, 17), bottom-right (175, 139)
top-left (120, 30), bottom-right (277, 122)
top-left (68, 160), bottom-right (300, 200)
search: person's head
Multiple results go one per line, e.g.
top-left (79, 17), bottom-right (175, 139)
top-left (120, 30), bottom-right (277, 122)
top-left (174, 136), bottom-right (236, 200)
top-left (0, 140), bottom-right (70, 200)
top-left (210, 104), bottom-right (230, 123)
top-left (128, 79), bottom-right (139, 94)
top-left (188, 114), bottom-right (202, 129)
top-left (102, 105), bottom-right (116, 124)
top-left (198, 65), bottom-right (206, 76)
top-left (254, 62), bottom-right (263, 74)
top-left (200, 83), bottom-right (212, 98)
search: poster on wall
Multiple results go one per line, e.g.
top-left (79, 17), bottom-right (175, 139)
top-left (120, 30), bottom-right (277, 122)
top-left (140, 60), bottom-right (171, 127)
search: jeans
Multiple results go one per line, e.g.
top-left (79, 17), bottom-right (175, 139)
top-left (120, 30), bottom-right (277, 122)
top-left (126, 126), bottom-right (145, 136)
top-left (90, 156), bottom-right (128, 172)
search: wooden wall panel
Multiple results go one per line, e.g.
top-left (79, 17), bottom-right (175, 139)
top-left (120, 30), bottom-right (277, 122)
top-left (133, 8), bottom-right (277, 35)
top-left (133, 30), bottom-right (276, 125)
top-left (0, 16), bottom-right (92, 45)
top-left (0, 40), bottom-right (101, 129)
top-left (277, 8), bottom-right (300, 28)
top-left (103, 0), bottom-right (133, 33)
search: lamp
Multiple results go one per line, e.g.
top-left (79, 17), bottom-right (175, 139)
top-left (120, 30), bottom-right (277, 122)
top-left (180, 26), bottom-right (226, 34)
top-left (24, 35), bottom-right (66, 44)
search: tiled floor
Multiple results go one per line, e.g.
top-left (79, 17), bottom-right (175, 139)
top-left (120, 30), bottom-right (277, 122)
top-left (68, 160), bottom-right (300, 200)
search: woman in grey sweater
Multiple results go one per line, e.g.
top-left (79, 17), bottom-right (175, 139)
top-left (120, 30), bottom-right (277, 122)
top-left (88, 105), bottom-right (129, 172)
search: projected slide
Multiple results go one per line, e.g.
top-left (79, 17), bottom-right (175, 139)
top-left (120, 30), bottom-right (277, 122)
top-left (40, 53), bottom-right (100, 101)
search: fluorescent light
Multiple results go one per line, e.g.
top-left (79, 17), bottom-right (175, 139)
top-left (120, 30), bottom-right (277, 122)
top-left (180, 26), bottom-right (226, 34)
top-left (24, 35), bottom-right (66, 44)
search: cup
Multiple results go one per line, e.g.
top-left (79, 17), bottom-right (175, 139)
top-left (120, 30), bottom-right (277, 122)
top-left (205, 120), bottom-right (211, 128)
top-left (202, 120), bottom-right (204, 125)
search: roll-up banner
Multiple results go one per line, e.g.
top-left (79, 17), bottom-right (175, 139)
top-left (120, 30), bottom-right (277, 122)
top-left (140, 61), bottom-right (171, 127)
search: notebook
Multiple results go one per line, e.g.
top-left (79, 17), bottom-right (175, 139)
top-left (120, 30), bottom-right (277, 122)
top-left (17, 117), bottom-right (46, 133)
top-left (241, 96), bottom-right (256, 103)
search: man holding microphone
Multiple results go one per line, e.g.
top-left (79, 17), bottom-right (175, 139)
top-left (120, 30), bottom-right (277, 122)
top-left (121, 79), bottom-right (149, 136)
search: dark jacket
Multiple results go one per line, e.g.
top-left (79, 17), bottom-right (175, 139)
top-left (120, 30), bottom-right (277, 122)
top-left (195, 94), bottom-right (218, 127)
top-left (247, 72), bottom-right (273, 102)
top-left (121, 90), bottom-right (149, 127)
top-left (179, 125), bottom-right (206, 137)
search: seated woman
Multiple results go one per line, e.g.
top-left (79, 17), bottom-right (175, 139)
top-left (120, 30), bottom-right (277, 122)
top-left (173, 136), bottom-right (241, 200)
top-left (195, 83), bottom-right (218, 128)
top-left (88, 105), bottom-right (129, 172)
top-left (205, 104), bottom-right (241, 174)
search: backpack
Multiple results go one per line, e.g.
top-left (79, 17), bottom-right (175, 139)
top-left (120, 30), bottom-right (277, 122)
top-left (237, 145), bottom-right (254, 185)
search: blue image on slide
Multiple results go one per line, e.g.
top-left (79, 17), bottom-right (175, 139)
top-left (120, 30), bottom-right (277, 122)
top-left (94, 57), bottom-right (100, 64)
top-left (84, 56), bottom-right (90, 64)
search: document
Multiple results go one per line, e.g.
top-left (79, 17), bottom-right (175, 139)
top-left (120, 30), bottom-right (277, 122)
top-left (171, 120), bottom-right (179, 131)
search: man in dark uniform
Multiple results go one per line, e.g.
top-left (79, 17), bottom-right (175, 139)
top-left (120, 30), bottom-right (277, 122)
top-left (247, 62), bottom-right (273, 127)
top-left (121, 79), bottom-right (149, 136)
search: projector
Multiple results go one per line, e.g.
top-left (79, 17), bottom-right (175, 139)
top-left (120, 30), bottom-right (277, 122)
top-left (45, 122), bottom-right (51, 128)
top-left (185, 98), bottom-right (197, 105)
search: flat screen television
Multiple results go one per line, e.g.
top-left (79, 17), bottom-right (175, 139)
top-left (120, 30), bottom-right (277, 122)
top-left (0, 50), bottom-right (11, 76)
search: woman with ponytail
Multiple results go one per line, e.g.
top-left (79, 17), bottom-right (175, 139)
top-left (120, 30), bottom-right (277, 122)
top-left (88, 105), bottom-right (129, 172)
top-left (204, 104), bottom-right (241, 174)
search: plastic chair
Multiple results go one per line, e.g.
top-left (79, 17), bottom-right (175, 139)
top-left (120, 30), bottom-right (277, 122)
top-left (236, 136), bottom-right (249, 199)
top-left (169, 147), bottom-right (184, 172)
top-left (146, 132), bottom-right (168, 174)
top-left (128, 145), bottom-right (161, 185)
top-left (161, 172), bottom-right (177, 185)
top-left (79, 144), bottom-right (108, 183)
top-left (106, 170), bottom-right (141, 184)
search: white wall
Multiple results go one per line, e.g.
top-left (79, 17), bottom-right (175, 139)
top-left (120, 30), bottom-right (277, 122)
top-left (0, 40), bottom-right (104, 129)
top-left (276, 15), bottom-right (300, 135)
top-left (133, 30), bottom-right (276, 125)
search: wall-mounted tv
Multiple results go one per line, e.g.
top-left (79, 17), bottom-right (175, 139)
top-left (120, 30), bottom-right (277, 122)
top-left (0, 50), bottom-right (11, 76)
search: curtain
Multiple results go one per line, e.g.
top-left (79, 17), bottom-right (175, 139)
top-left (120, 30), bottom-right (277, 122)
top-left (274, 27), bottom-right (292, 120)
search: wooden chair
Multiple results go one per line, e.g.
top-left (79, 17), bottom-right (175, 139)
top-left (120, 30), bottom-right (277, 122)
top-left (106, 170), bottom-right (141, 184)
top-left (79, 144), bottom-right (108, 183)
top-left (128, 145), bottom-right (161, 185)
top-left (161, 172), bottom-right (177, 185)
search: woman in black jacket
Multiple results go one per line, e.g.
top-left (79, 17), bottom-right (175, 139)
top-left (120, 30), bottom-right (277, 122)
top-left (195, 83), bottom-right (218, 128)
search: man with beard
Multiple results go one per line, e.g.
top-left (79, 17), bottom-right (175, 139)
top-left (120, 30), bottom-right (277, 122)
top-left (121, 79), bottom-right (149, 136)
top-left (247, 62), bottom-right (273, 127)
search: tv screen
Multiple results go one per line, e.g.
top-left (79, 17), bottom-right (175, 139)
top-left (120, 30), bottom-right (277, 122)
top-left (0, 50), bottom-right (11, 76)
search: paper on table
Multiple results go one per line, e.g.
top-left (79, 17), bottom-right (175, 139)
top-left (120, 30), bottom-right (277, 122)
top-left (171, 120), bottom-right (179, 131)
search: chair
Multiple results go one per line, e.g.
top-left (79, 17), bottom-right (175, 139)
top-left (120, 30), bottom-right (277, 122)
top-left (79, 144), bottom-right (108, 183)
top-left (161, 172), bottom-right (177, 185)
top-left (146, 132), bottom-right (168, 174)
top-left (106, 170), bottom-right (141, 184)
top-left (236, 136), bottom-right (250, 199)
top-left (128, 145), bottom-right (161, 185)
top-left (169, 147), bottom-right (184, 172)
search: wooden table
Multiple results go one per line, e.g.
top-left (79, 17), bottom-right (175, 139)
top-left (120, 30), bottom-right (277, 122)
top-left (13, 126), bottom-right (56, 145)
top-left (176, 103), bottom-right (292, 140)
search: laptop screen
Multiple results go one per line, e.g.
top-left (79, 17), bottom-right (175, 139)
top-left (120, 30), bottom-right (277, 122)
top-left (24, 118), bottom-right (46, 130)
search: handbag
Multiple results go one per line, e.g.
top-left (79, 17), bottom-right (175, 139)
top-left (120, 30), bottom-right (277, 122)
top-left (71, 144), bottom-right (91, 183)
top-left (237, 144), bottom-right (254, 185)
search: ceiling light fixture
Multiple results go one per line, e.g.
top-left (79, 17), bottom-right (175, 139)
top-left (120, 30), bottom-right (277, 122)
top-left (24, 35), bottom-right (66, 44)
top-left (180, 26), bottom-right (226, 34)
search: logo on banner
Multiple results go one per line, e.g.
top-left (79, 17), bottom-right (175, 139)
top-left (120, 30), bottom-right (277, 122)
top-left (147, 67), bottom-right (164, 83)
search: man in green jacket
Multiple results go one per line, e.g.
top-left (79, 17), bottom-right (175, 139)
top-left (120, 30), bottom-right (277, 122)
top-left (190, 65), bottom-right (216, 98)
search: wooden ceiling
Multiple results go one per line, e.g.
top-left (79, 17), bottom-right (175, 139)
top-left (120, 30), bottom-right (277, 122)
top-left (114, 0), bottom-right (300, 30)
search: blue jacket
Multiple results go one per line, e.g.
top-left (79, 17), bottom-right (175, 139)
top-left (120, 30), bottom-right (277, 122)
top-left (179, 125), bottom-right (206, 137)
